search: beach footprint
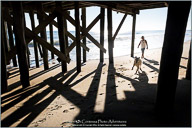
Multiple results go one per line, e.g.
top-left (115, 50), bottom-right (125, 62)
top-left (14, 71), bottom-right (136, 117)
top-left (63, 109), bottom-right (69, 113)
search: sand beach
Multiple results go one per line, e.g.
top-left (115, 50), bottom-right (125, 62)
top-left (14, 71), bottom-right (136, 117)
top-left (1, 41), bottom-right (190, 127)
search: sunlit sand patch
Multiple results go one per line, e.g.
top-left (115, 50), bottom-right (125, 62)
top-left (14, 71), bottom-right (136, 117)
top-left (34, 88), bottom-right (56, 106)
top-left (11, 113), bottom-right (31, 127)
top-left (115, 78), bottom-right (135, 101)
top-left (30, 94), bottom-right (80, 127)
top-left (93, 72), bottom-right (107, 113)
top-left (70, 75), bottom-right (93, 97)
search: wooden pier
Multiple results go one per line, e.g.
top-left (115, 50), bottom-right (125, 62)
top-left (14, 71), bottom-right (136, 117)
top-left (1, 1), bottom-right (191, 127)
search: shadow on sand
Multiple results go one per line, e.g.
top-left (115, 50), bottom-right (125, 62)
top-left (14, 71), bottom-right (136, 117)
top-left (1, 62), bottom-right (190, 127)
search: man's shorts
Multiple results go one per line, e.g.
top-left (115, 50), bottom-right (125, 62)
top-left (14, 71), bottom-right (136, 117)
top-left (141, 48), bottom-right (145, 53)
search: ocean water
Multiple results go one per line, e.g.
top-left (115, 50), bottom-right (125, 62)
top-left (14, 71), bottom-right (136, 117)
top-left (21, 30), bottom-right (192, 66)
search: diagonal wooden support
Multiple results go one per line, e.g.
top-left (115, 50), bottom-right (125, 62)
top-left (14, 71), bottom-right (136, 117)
top-left (38, 10), bottom-right (103, 54)
top-left (65, 32), bottom-right (89, 54)
top-left (62, 9), bottom-right (107, 53)
top-left (41, 12), bottom-right (90, 53)
top-left (86, 13), bottom-right (101, 32)
top-left (63, 12), bottom-right (70, 59)
top-left (5, 11), bottom-right (69, 64)
top-left (25, 28), bottom-right (70, 63)
top-left (65, 13), bottom-right (102, 53)
top-left (4, 10), bottom-right (57, 63)
top-left (29, 10), bottom-right (39, 68)
top-left (112, 14), bottom-right (127, 42)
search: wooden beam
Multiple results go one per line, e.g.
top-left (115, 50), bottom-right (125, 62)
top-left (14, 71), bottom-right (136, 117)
top-left (186, 46), bottom-right (191, 80)
top-left (49, 22), bottom-right (55, 59)
top-left (112, 14), bottom-right (127, 43)
top-left (29, 11), bottom-right (39, 68)
top-left (1, 17), bottom-right (8, 93)
top-left (38, 44), bottom-right (43, 58)
top-left (37, 3), bottom-right (49, 70)
top-left (155, 2), bottom-right (191, 115)
top-left (5, 9), bottom-right (57, 63)
top-left (85, 2), bottom-right (139, 15)
top-left (75, 2), bottom-right (81, 73)
top-left (7, 23), bottom-right (18, 67)
top-left (100, 8), bottom-right (105, 62)
top-left (56, 2), bottom-right (67, 73)
top-left (82, 7), bottom-right (86, 63)
top-left (12, 1), bottom-right (30, 88)
top-left (62, 10), bottom-right (107, 53)
top-left (65, 31), bottom-right (89, 53)
top-left (63, 11), bottom-right (70, 59)
top-left (23, 13), bottom-right (30, 68)
top-left (2, 21), bottom-right (10, 55)
top-left (86, 13), bottom-right (101, 33)
top-left (131, 13), bottom-right (136, 57)
top-left (25, 28), bottom-right (70, 63)
top-left (4, 9), bottom-right (18, 67)
top-left (107, 7), bottom-right (114, 64)
top-left (41, 11), bottom-right (90, 53)
top-left (4, 11), bottom-right (69, 63)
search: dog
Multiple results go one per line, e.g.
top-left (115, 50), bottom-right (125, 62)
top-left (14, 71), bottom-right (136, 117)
top-left (132, 57), bottom-right (142, 74)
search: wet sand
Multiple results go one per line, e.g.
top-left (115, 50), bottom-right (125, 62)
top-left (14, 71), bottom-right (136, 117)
top-left (1, 41), bottom-right (190, 127)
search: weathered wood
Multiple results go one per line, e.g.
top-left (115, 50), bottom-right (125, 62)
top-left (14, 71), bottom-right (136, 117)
top-left (75, 2), bottom-right (81, 73)
top-left (33, 11), bottom-right (57, 35)
top-left (37, 3), bottom-right (49, 70)
top-left (131, 13), bottom-right (136, 57)
top-left (112, 14), bottom-right (127, 43)
top-left (1, 17), bottom-right (8, 93)
top-left (38, 44), bottom-right (43, 58)
top-left (65, 32), bottom-right (89, 53)
top-left (86, 13), bottom-right (101, 33)
top-left (186, 46), bottom-right (191, 80)
top-left (23, 14), bottom-right (30, 68)
top-left (85, 2), bottom-right (139, 15)
top-left (37, 11), bottom-right (90, 54)
top-left (49, 23), bottom-right (54, 59)
top-left (27, 46), bottom-right (30, 68)
top-left (49, 13), bottom-right (55, 59)
top-left (29, 11), bottom-right (39, 68)
top-left (12, 1), bottom-right (30, 88)
top-left (7, 24), bottom-right (18, 67)
top-left (100, 8), bottom-right (105, 62)
top-left (5, 9), bottom-right (57, 63)
top-left (63, 11), bottom-right (70, 59)
top-left (3, 21), bottom-right (10, 55)
top-left (5, 9), bottom-right (18, 67)
top-left (1, 11), bottom-right (77, 64)
top-left (56, 2), bottom-right (67, 73)
top-left (107, 7), bottom-right (114, 64)
top-left (62, 10), bottom-right (106, 53)
top-left (82, 7), bottom-right (86, 62)
top-left (25, 28), bottom-right (70, 63)
top-left (155, 2), bottom-right (191, 115)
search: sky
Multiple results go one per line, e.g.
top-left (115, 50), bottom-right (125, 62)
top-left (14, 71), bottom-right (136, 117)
top-left (25, 6), bottom-right (191, 33)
